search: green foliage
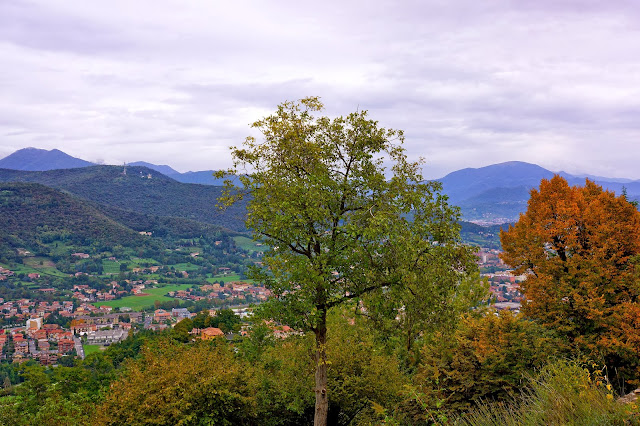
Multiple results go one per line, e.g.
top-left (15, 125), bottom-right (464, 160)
top-left (413, 311), bottom-right (566, 417)
top-left (224, 97), bottom-right (478, 335)
top-left (247, 310), bottom-right (409, 426)
top-left (0, 182), bottom-right (148, 251)
top-left (0, 363), bottom-right (93, 425)
top-left (0, 165), bottom-right (247, 231)
top-left (220, 97), bottom-right (485, 424)
top-left (191, 309), bottom-right (241, 333)
top-left (95, 341), bottom-right (257, 425)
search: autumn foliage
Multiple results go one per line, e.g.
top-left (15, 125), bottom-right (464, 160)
top-left (501, 176), bottom-right (640, 383)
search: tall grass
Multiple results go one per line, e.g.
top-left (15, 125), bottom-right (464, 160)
top-left (455, 360), bottom-right (639, 426)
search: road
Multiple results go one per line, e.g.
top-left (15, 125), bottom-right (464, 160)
top-left (74, 335), bottom-right (85, 359)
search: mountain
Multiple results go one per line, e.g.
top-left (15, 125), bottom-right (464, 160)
top-left (0, 148), bottom-right (94, 170)
top-left (436, 161), bottom-right (640, 222)
top-left (437, 161), bottom-right (555, 205)
top-left (2, 148), bottom-right (638, 225)
top-left (128, 161), bottom-right (180, 176)
top-left (171, 170), bottom-right (229, 186)
top-left (0, 182), bottom-right (147, 251)
top-left (0, 166), bottom-right (247, 231)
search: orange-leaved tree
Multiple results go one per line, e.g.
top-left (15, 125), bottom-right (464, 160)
top-left (500, 176), bottom-right (640, 384)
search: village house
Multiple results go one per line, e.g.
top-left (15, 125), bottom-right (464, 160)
top-left (85, 329), bottom-right (128, 345)
top-left (154, 309), bottom-right (172, 323)
top-left (200, 327), bottom-right (224, 340)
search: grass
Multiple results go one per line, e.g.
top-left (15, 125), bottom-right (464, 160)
top-left (83, 344), bottom-right (104, 356)
top-left (2, 259), bottom-right (68, 278)
top-left (170, 263), bottom-right (200, 272)
top-left (233, 236), bottom-right (268, 253)
top-left (92, 284), bottom-right (194, 311)
top-left (16, 257), bottom-right (69, 277)
top-left (130, 257), bottom-right (161, 266)
top-left (207, 273), bottom-right (253, 284)
top-left (454, 360), bottom-right (636, 426)
top-left (102, 259), bottom-right (121, 274)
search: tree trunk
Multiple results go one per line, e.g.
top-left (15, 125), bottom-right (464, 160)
top-left (314, 309), bottom-right (328, 426)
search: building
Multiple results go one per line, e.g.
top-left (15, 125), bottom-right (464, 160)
top-left (171, 308), bottom-right (192, 320)
top-left (26, 317), bottom-right (43, 332)
top-left (85, 329), bottom-right (128, 345)
top-left (58, 339), bottom-right (75, 354)
top-left (200, 327), bottom-right (224, 340)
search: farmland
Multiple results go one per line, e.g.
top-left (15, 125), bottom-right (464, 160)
top-left (92, 284), bottom-right (194, 311)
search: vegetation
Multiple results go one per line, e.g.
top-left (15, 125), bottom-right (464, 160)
top-left (92, 284), bottom-right (193, 311)
top-left (3, 116), bottom-right (640, 424)
top-left (456, 359), bottom-right (635, 426)
top-left (0, 182), bottom-right (149, 252)
top-left (0, 165), bottom-right (248, 231)
top-left (219, 97), bottom-right (486, 425)
top-left (501, 176), bottom-right (640, 387)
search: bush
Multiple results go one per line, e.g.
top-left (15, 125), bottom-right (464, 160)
top-left (455, 359), bottom-right (639, 426)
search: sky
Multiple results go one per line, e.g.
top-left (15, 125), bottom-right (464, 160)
top-left (2, 0), bottom-right (640, 179)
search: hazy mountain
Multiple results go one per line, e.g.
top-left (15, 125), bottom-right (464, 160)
top-left (0, 147), bottom-right (94, 170)
top-left (171, 170), bottom-right (229, 186)
top-left (128, 161), bottom-right (180, 176)
top-left (437, 161), bottom-right (555, 204)
top-left (2, 148), bottom-right (638, 225)
top-left (436, 161), bottom-right (640, 222)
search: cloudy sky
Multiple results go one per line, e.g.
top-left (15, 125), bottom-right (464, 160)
top-left (2, 0), bottom-right (640, 179)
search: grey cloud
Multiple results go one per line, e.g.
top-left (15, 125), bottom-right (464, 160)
top-left (0, 1), bottom-right (129, 55)
top-left (3, 0), bottom-right (640, 178)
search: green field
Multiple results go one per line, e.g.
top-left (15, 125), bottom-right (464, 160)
top-left (207, 273), bottom-right (253, 284)
top-left (2, 258), bottom-right (68, 278)
top-left (92, 284), bottom-right (194, 311)
top-left (170, 262), bottom-right (200, 272)
top-left (130, 257), bottom-right (161, 266)
top-left (233, 236), bottom-right (268, 253)
top-left (102, 259), bottom-right (121, 274)
top-left (83, 344), bottom-right (104, 356)
top-left (24, 257), bottom-right (68, 277)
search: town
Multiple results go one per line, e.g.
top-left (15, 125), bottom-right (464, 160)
top-left (0, 245), bottom-right (523, 366)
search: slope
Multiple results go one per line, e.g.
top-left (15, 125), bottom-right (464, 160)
top-left (0, 182), bottom-right (147, 252)
top-left (0, 165), bottom-right (247, 231)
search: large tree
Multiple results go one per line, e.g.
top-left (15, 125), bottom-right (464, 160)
top-left (219, 97), bottom-right (482, 425)
top-left (501, 176), bottom-right (640, 383)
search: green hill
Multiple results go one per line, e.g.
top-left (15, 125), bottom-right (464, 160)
top-left (0, 165), bottom-right (247, 231)
top-left (0, 182), bottom-right (148, 252)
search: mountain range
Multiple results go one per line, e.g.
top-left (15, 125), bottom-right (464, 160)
top-left (0, 164), bottom-right (247, 232)
top-left (438, 161), bottom-right (640, 222)
top-left (1, 147), bottom-right (638, 223)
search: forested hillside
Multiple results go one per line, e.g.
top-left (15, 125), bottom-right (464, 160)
top-left (0, 182), bottom-right (148, 252)
top-left (0, 166), bottom-right (247, 231)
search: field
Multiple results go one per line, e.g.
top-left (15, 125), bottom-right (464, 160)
top-left (101, 259), bottom-right (121, 274)
top-left (22, 257), bottom-right (69, 277)
top-left (92, 284), bottom-right (194, 311)
top-left (83, 344), bottom-right (104, 356)
top-left (233, 236), bottom-right (268, 253)
top-left (130, 257), bottom-right (161, 266)
top-left (1, 258), bottom-right (68, 278)
top-left (207, 273), bottom-right (253, 284)
top-left (170, 262), bottom-right (200, 272)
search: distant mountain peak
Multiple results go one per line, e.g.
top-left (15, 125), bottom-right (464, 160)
top-left (0, 147), bottom-right (94, 171)
top-left (128, 161), bottom-right (179, 176)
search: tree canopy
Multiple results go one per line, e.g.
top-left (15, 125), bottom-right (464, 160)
top-left (501, 176), bottom-right (640, 384)
top-left (219, 97), bottom-right (484, 425)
